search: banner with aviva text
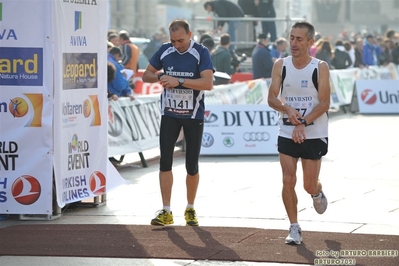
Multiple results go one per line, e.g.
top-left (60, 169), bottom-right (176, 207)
top-left (52, 0), bottom-right (124, 208)
top-left (0, 0), bottom-right (53, 214)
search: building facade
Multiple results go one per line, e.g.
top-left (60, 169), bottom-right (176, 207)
top-left (107, 0), bottom-right (207, 38)
top-left (108, 0), bottom-right (399, 39)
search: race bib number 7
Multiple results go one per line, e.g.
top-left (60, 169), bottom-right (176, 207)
top-left (282, 97), bottom-right (314, 126)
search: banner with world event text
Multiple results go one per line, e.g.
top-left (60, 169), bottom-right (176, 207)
top-left (52, 0), bottom-right (125, 208)
top-left (0, 0), bottom-right (53, 214)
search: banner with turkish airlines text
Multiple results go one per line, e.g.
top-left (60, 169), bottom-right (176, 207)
top-left (0, 0), bottom-right (53, 214)
top-left (52, 0), bottom-right (125, 208)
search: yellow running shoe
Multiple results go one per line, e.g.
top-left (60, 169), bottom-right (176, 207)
top-left (151, 209), bottom-right (174, 226)
top-left (184, 208), bottom-right (199, 226)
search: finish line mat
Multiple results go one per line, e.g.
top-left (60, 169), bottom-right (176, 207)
top-left (1, 224), bottom-right (398, 265)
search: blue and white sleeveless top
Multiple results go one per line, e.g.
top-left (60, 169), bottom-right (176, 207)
top-left (279, 56), bottom-right (328, 139)
top-left (149, 40), bottom-right (214, 119)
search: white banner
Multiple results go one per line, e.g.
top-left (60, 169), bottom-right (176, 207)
top-left (108, 71), bottom-right (399, 156)
top-left (330, 68), bottom-right (357, 106)
top-left (0, 0), bottom-right (53, 214)
top-left (52, 0), bottom-right (123, 208)
top-left (368, 63), bottom-right (399, 80)
top-left (356, 80), bottom-right (399, 114)
top-left (108, 95), bottom-right (161, 157)
top-left (107, 79), bottom-right (271, 157)
top-left (201, 105), bottom-right (279, 155)
top-left (205, 79), bottom-right (269, 105)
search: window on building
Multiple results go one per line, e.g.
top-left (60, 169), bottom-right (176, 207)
top-left (315, 0), bottom-right (341, 23)
top-left (345, 0), bottom-right (351, 21)
top-left (353, 0), bottom-right (380, 14)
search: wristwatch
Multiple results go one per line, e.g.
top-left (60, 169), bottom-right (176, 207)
top-left (300, 119), bottom-right (308, 127)
top-left (178, 78), bottom-right (185, 86)
top-left (157, 73), bottom-right (164, 81)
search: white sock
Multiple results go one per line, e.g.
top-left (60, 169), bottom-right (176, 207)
top-left (186, 204), bottom-right (194, 209)
top-left (163, 206), bottom-right (171, 213)
top-left (291, 222), bottom-right (300, 228)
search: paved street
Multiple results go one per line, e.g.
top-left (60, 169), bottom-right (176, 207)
top-left (1, 110), bottom-right (398, 266)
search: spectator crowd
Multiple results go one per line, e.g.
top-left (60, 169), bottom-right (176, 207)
top-left (105, 17), bottom-right (399, 90)
top-left (201, 27), bottom-right (399, 80)
top-left (198, 0), bottom-right (399, 80)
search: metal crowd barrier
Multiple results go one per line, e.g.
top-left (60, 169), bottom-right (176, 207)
top-left (191, 15), bottom-right (306, 46)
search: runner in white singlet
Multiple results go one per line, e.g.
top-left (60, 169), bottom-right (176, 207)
top-left (267, 21), bottom-right (331, 245)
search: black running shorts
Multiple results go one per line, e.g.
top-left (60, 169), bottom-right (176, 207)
top-left (277, 136), bottom-right (328, 160)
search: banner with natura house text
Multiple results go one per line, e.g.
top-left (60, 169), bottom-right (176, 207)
top-left (0, 0), bottom-right (53, 214)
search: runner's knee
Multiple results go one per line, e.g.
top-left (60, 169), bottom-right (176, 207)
top-left (282, 175), bottom-right (296, 188)
top-left (186, 164), bottom-right (198, 176)
top-left (303, 183), bottom-right (319, 195)
top-left (159, 158), bottom-right (173, 172)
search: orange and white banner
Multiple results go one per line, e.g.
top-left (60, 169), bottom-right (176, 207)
top-left (0, 1), bottom-right (53, 214)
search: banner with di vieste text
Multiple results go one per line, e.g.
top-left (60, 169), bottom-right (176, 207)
top-left (202, 80), bottom-right (278, 155)
top-left (200, 104), bottom-right (279, 155)
top-left (52, 0), bottom-right (126, 208)
top-left (0, 1), bottom-right (53, 214)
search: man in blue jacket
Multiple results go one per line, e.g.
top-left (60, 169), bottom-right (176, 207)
top-left (252, 33), bottom-right (274, 79)
top-left (362, 34), bottom-right (382, 66)
top-left (107, 47), bottom-right (135, 101)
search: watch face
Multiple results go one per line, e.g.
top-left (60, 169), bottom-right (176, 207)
top-left (179, 78), bottom-right (184, 84)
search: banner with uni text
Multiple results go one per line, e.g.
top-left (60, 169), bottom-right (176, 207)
top-left (0, 0), bottom-right (53, 214)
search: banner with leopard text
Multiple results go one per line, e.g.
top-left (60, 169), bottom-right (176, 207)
top-left (52, 0), bottom-right (127, 208)
top-left (0, 0), bottom-right (53, 214)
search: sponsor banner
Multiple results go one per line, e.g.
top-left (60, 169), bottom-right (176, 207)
top-left (52, 0), bottom-right (123, 208)
top-left (354, 63), bottom-right (399, 80)
top-left (108, 94), bottom-right (161, 157)
top-left (0, 0), bottom-right (53, 214)
top-left (0, 47), bottom-right (43, 86)
top-left (107, 80), bottom-right (269, 157)
top-left (62, 53), bottom-right (98, 89)
top-left (329, 78), bottom-right (341, 110)
top-left (369, 63), bottom-right (399, 80)
top-left (133, 73), bottom-right (270, 104)
top-left (328, 65), bottom-right (398, 109)
top-left (356, 80), bottom-right (399, 114)
top-left (61, 95), bottom-right (102, 128)
top-left (330, 68), bottom-right (357, 106)
top-left (205, 79), bottom-right (269, 105)
top-left (133, 70), bottom-right (164, 95)
top-left (200, 105), bottom-right (279, 155)
top-left (118, 68), bottom-right (398, 157)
